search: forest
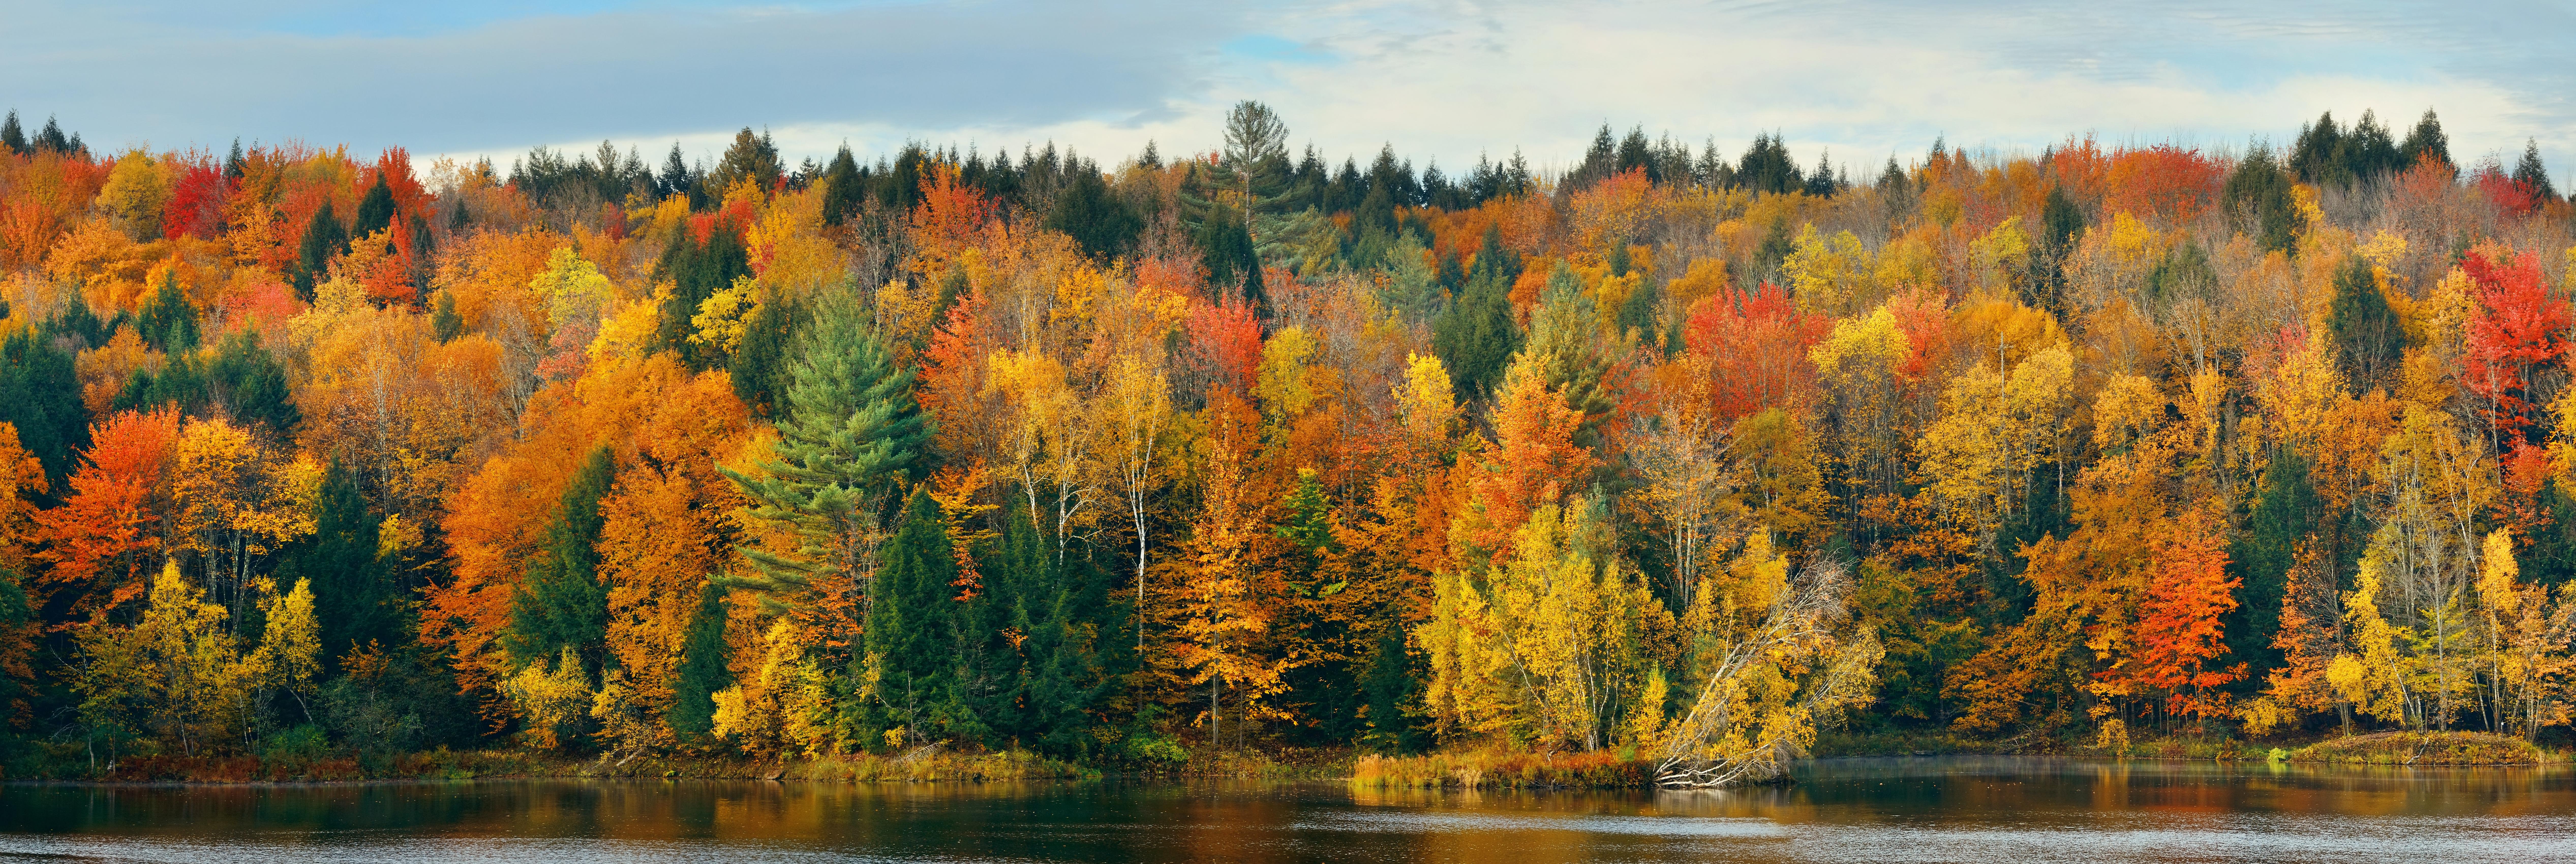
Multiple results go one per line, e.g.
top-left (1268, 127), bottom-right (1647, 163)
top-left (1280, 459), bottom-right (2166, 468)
top-left (0, 102), bottom-right (2572, 783)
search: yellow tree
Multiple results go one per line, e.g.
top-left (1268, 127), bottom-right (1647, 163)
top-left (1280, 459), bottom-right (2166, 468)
top-left (1648, 539), bottom-right (1880, 786)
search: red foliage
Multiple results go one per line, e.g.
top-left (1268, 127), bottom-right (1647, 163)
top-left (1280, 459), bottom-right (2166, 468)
top-left (2461, 244), bottom-right (2569, 444)
top-left (162, 161), bottom-right (228, 240)
top-left (2119, 510), bottom-right (2244, 718)
top-left (32, 409), bottom-right (181, 625)
top-left (1182, 298), bottom-right (1264, 398)
top-left (2473, 165), bottom-right (2550, 219)
top-left (2102, 144), bottom-right (2224, 224)
top-left (1680, 282), bottom-right (1830, 423)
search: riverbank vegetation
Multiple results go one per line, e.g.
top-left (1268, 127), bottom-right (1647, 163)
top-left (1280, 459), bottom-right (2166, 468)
top-left (1, 104), bottom-right (2575, 786)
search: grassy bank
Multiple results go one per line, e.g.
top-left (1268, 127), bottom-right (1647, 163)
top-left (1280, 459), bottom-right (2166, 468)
top-left (2283, 731), bottom-right (2556, 766)
top-left (1348, 748), bottom-right (1655, 790)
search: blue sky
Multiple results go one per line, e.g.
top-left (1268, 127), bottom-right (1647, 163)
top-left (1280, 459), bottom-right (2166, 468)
top-left (8, 0), bottom-right (2571, 185)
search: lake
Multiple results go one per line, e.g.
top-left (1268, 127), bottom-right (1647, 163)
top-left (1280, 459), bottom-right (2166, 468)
top-left (2, 756), bottom-right (2571, 862)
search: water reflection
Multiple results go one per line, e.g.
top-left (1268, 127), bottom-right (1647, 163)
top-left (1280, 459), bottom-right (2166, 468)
top-left (2, 757), bottom-right (2570, 862)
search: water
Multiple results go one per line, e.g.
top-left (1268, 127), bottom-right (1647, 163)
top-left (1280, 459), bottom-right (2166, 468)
top-left (3, 756), bottom-right (2571, 862)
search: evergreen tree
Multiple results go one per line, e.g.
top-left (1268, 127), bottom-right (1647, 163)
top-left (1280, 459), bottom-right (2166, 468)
top-left (2399, 108), bottom-right (2451, 170)
top-left (665, 582), bottom-right (731, 742)
top-left (2326, 255), bottom-right (2404, 393)
top-left (206, 330), bottom-right (299, 436)
top-left (865, 489), bottom-right (960, 743)
top-left (294, 202), bottom-right (350, 301)
top-left (1737, 133), bottom-right (1802, 195)
top-left (728, 287), bottom-right (803, 418)
top-left (33, 116), bottom-right (73, 155)
top-left (352, 173), bottom-right (397, 240)
top-left (707, 127), bottom-right (782, 194)
top-left (2289, 110), bottom-right (2351, 188)
top-left (1045, 166), bottom-right (1142, 261)
top-left (2028, 186), bottom-right (2085, 313)
top-left (2512, 140), bottom-right (2558, 201)
top-left (820, 145), bottom-right (864, 227)
top-left (223, 138), bottom-right (245, 181)
top-left (723, 291), bottom-right (928, 615)
top-left (1197, 203), bottom-right (1266, 314)
top-left (651, 227), bottom-right (751, 370)
top-left (1430, 230), bottom-right (1521, 402)
top-left (1359, 628), bottom-right (1421, 753)
top-left (2220, 147), bottom-right (2297, 254)
top-left (286, 461), bottom-right (394, 671)
top-left (136, 272), bottom-right (199, 354)
top-left (504, 447), bottom-right (616, 676)
top-left (0, 328), bottom-right (87, 491)
top-left (0, 111), bottom-right (20, 154)
top-left (2229, 448), bottom-right (2314, 684)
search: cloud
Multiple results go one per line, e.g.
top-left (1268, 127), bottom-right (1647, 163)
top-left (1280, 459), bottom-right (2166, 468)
top-left (8, 0), bottom-right (2572, 186)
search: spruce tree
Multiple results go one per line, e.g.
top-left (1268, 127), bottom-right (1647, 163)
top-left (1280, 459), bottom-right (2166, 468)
top-left (727, 287), bottom-right (802, 417)
top-left (294, 202), bottom-right (350, 301)
top-left (1430, 260), bottom-right (1520, 401)
top-left (352, 173), bottom-right (397, 240)
top-left (504, 447), bottom-right (616, 676)
top-left (0, 328), bottom-right (86, 491)
top-left (2399, 109), bottom-right (2451, 170)
top-left (723, 291), bottom-right (927, 616)
top-left (665, 582), bottom-right (731, 741)
top-left (865, 489), bottom-right (959, 743)
top-left (1360, 628), bottom-right (1421, 753)
top-left (2229, 448), bottom-right (2314, 683)
top-left (2326, 255), bottom-right (2404, 392)
top-left (1196, 203), bottom-right (1266, 314)
top-left (0, 111), bottom-right (20, 154)
top-left (2220, 147), bottom-right (2297, 254)
top-left (651, 227), bottom-right (750, 370)
top-left (287, 461), bottom-right (394, 670)
top-left (136, 272), bottom-right (199, 354)
top-left (206, 330), bottom-right (299, 436)
top-left (1046, 167), bottom-right (1142, 261)
top-left (2512, 140), bottom-right (2558, 201)
top-left (430, 291), bottom-right (465, 343)
top-left (819, 145), bottom-right (863, 227)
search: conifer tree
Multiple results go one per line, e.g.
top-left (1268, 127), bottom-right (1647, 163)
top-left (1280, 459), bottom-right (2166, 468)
top-left (136, 272), bottom-right (199, 354)
top-left (1197, 203), bottom-right (1266, 313)
top-left (2220, 147), bottom-right (2296, 253)
top-left (0, 111), bottom-right (21, 154)
top-left (865, 488), bottom-right (958, 743)
top-left (820, 145), bottom-right (864, 226)
top-left (2512, 140), bottom-right (2557, 202)
top-left (1431, 226), bottom-right (1521, 401)
top-left (2399, 108), bottom-right (2451, 169)
top-left (0, 329), bottom-right (86, 489)
top-left (1047, 167), bottom-right (1142, 261)
top-left (2326, 255), bottom-right (2405, 392)
top-left (287, 461), bottom-right (393, 670)
top-left (293, 202), bottom-right (349, 301)
top-left (2230, 448), bottom-right (2314, 682)
top-left (723, 292), bottom-right (927, 619)
top-left (664, 582), bottom-right (730, 742)
top-left (430, 291), bottom-right (464, 343)
top-left (206, 330), bottom-right (298, 436)
top-left (352, 173), bottom-right (397, 240)
top-left (504, 447), bottom-right (616, 676)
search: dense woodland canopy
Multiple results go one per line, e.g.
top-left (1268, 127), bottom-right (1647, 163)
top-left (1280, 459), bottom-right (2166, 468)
top-left (1, 102), bottom-right (2574, 779)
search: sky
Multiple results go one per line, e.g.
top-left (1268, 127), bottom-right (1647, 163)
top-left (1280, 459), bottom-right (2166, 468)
top-left (8, 0), bottom-right (2573, 186)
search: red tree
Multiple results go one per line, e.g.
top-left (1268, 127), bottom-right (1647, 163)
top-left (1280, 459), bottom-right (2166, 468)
top-left (1681, 282), bottom-right (1830, 423)
top-left (2462, 244), bottom-right (2569, 447)
top-left (2121, 510), bottom-right (2244, 720)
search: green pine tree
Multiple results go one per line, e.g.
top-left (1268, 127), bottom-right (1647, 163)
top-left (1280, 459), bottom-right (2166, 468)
top-left (285, 461), bottom-right (394, 670)
top-left (294, 202), bottom-right (350, 301)
top-left (207, 330), bottom-right (298, 436)
top-left (2230, 448), bottom-right (2315, 683)
top-left (504, 447), bottom-right (616, 676)
top-left (352, 173), bottom-right (397, 240)
top-left (722, 291), bottom-right (928, 618)
top-left (0, 328), bottom-right (89, 489)
top-left (2326, 255), bottom-right (2404, 393)
top-left (430, 291), bottom-right (465, 343)
top-left (136, 272), bottom-right (198, 354)
top-left (2220, 147), bottom-right (2297, 254)
top-left (1430, 255), bottom-right (1520, 402)
top-left (865, 489), bottom-right (959, 744)
top-left (665, 582), bottom-right (732, 742)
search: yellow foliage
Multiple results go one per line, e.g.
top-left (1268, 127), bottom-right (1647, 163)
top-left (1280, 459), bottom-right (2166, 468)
top-left (1784, 225), bottom-right (1873, 317)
